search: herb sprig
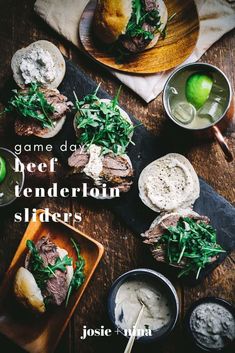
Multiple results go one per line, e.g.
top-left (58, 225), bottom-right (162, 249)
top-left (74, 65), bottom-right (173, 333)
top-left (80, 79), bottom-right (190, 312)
top-left (74, 85), bottom-right (135, 155)
top-left (4, 83), bottom-right (54, 129)
top-left (26, 240), bottom-right (72, 290)
top-left (65, 238), bottom-right (85, 307)
top-left (126, 0), bottom-right (161, 41)
top-left (157, 217), bottom-right (225, 279)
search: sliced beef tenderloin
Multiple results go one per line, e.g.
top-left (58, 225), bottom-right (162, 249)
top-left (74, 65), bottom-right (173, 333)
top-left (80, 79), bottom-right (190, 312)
top-left (102, 155), bottom-right (133, 183)
top-left (119, 0), bottom-right (159, 53)
top-left (143, 0), bottom-right (158, 12)
top-left (15, 88), bottom-right (72, 136)
top-left (44, 269), bottom-right (68, 306)
top-left (143, 213), bottom-right (210, 245)
top-left (68, 147), bottom-right (90, 171)
top-left (142, 212), bottom-right (211, 268)
top-left (120, 23), bottom-right (156, 54)
top-left (67, 148), bottom-right (133, 193)
top-left (35, 236), bottom-right (58, 266)
top-left (41, 88), bottom-right (73, 121)
top-left (26, 236), bottom-right (69, 306)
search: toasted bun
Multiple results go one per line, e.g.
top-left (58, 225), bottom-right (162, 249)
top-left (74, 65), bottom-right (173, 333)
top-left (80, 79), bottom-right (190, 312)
top-left (93, 0), bottom-right (132, 44)
top-left (93, 0), bottom-right (168, 51)
top-left (35, 115), bottom-right (66, 139)
top-left (57, 247), bottom-right (74, 286)
top-left (11, 40), bottom-right (65, 89)
top-left (14, 267), bottom-right (45, 314)
top-left (74, 98), bottom-right (133, 141)
top-left (138, 153), bottom-right (200, 213)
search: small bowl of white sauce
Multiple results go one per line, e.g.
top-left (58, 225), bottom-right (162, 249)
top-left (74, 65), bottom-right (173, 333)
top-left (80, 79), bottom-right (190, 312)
top-left (185, 297), bottom-right (235, 352)
top-left (108, 268), bottom-right (179, 343)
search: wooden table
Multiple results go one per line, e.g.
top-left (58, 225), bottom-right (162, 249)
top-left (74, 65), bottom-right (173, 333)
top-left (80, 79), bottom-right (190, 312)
top-left (0, 1), bottom-right (234, 352)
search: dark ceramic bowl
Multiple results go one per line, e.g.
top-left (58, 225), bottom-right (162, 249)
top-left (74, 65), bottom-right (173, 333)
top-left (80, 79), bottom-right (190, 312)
top-left (184, 297), bottom-right (235, 353)
top-left (108, 268), bottom-right (179, 343)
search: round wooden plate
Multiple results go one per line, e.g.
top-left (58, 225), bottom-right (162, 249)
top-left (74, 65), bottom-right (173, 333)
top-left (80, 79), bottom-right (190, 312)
top-left (79, 0), bottom-right (200, 74)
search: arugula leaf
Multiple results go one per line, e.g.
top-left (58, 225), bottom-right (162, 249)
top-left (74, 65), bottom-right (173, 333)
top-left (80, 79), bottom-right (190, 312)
top-left (157, 217), bottom-right (225, 279)
top-left (4, 83), bottom-right (54, 129)
top-left (26, 239), bottom-right (73, 290)
top-left (74, 85), bottom-right (136, 155)
top-left (65, 238), bottom-right (85, 307)
top-left (126, 0), bottom-right (161, 41)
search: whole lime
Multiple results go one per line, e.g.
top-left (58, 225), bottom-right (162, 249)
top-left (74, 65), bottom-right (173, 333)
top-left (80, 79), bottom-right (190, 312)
top-left (0, 156), bottom-right (7, 183)
top-left (185, 73), bottom-right (213, 110)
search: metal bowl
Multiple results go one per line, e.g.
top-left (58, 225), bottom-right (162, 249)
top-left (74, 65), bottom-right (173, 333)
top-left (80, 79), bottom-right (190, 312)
top-left (108, 268), bottom-right (179, 343)
top-left (162, 62), bottom-right (232, 131)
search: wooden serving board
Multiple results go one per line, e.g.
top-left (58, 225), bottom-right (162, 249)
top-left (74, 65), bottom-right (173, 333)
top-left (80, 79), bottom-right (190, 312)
top-left (79, 0), bottom-right (200, 74)
top-left (0, 210), bottom-right (104, 353)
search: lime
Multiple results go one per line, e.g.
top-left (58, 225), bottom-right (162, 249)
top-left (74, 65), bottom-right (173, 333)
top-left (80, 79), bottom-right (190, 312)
top-left (185, 73), bottom-right (213, 110)
top-left (0, 156), bottom-right (7, 183)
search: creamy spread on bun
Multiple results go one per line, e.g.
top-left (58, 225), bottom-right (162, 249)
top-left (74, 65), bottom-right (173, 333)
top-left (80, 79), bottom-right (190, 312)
top-left (138, 153), bottom-right (200, 213)
top-left (144, 159), bottom-right (195, 211)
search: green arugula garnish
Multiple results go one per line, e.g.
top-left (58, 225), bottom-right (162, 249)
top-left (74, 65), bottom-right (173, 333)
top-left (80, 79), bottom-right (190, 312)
top-left (74, 85), bottom-right (136, 155)
top-left (158, 217), bottom-right (225, 279)
top-left (26, 239), bottom-right (72, 290)
top-left (4, 83), bottom-right (54, 129)
top-left (65, 238), bottom-right (85, 307)
top-left (126, 0), bottom-right (161, 41)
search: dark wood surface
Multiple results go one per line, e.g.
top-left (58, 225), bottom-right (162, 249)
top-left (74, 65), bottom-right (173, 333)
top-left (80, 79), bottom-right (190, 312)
top-left (0, 1), bottom-right (234, 353)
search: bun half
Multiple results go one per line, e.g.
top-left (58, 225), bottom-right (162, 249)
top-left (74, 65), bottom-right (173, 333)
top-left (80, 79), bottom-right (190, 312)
top-left (93, 0), bottom-right (132, 44)
top-left (11, 40), bottom-right (65, 89)
top-left (138, 153), bottom-right (200, 213)
top-left (14, 267), bottom-right (45, 314)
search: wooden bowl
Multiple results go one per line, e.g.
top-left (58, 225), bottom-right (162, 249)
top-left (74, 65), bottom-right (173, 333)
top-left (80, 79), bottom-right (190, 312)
top-left (0, 209), bottom-right (104, 353)
top-left (79, 0), bottom-right (200, 74)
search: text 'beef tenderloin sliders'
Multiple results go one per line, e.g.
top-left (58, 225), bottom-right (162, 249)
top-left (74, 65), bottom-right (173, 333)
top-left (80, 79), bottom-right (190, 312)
top-left (93, 0), bottom-right (168, 53)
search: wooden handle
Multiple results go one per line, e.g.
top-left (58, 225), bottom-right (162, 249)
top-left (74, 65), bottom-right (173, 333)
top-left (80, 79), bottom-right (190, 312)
top-left (123, 305), bottom-right (145, 353)
top-left (212, 126), bottom-right (233, 162)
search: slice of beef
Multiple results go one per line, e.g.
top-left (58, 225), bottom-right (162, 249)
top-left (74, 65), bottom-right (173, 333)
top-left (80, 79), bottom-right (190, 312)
top-left (26, 236), bottom-right (69, 306)
top-left (44, 269), bottom-right (68, 306)
top-left (68, 148), bottom-right (90, 170)
top-left (41, 88), bottom-right (73, 121)
top-left (120, 23), bottom-right (156, 53)
top-left (67, 148), bottom-right (133, 193)
top-left (143, 0), bottom-right (158, 12)
top-left (102, 155), bottom-right (133, 182)
top-left (15, 88), bottom-right (72, 136)
top-left (35, 236), bottom-right (58, 266)
top-left (119, 0), bottom-right (159, 53)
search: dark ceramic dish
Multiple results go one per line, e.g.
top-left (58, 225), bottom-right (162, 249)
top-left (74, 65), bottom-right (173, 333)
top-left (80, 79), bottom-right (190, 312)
top-left (108, 268), bottom-right (179, 343)
top-left (184, 297), bottom-right (235, 353)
